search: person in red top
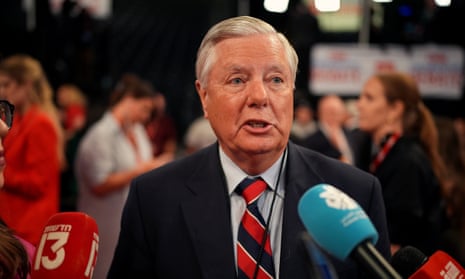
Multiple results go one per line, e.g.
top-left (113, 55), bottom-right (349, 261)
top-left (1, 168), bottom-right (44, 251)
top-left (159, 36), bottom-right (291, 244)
top-left (0, 54), bottom-right (62, 246)
top-left (56, 83), bottom-right (88, 211)
top-left (145, 91), bottom-right (177, 161)
top-left (56, 83), bottom-right (87, 140)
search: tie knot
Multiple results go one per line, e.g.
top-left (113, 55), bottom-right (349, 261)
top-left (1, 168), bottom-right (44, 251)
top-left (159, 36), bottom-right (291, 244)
top-left (235, 177), bottom-right (267, 205)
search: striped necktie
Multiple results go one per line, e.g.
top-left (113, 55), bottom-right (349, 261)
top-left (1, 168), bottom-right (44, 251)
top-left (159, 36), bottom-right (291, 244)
top-left (235, 177), bottom-right (275, 279)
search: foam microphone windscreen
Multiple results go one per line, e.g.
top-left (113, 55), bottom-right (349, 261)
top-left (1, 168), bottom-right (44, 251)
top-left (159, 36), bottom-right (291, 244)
top-left (391, 246), bottom-right (428, 278)
top-left (297, 183), bottom-right (378, 261)
top-left (31, 212), bottom-right (99, 279)
top-left (298, 184), bottom-right (402, 279)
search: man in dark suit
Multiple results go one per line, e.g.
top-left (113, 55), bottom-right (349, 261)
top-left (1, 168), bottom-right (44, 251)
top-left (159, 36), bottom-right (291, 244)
top-left (108, 16), bottom-right (390, 279)
top-left (303, 95), bottom-right (355, 165)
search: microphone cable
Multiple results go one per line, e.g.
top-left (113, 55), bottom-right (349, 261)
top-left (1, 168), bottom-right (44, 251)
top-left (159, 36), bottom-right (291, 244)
top-left (252, 147), bottom-right (287, 279)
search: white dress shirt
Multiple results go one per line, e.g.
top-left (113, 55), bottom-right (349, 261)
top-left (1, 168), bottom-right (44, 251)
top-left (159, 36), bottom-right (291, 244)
top-left (219, 147), bottom-right (287, 278)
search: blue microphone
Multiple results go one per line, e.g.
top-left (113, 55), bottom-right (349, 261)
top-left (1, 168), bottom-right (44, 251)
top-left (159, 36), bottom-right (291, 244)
top-left (298, 184), bottom-right (401, 279)
top-left (300, 231), bottom-right (339, 279)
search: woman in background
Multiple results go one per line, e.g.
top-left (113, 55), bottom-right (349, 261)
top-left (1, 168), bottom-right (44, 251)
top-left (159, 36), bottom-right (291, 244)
top-left (56, 83), bottom-right (87, 140)
top-left (56, 83), bottom-right (88, 211)
top-left (357, 71), bottom-right (448, 255)
top-left (144, 91), bottom-right (177, 161)
top-left (75, 73), bottom-right (171, 279)
top-left (434, 116), bottom-right (465, 265)
top-left (0, 99), bottom-right (34, 279)
top-left (0, 54), bottom-right (64, 246)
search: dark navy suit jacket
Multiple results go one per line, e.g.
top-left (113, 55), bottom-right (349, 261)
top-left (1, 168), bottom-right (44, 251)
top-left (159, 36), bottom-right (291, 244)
top-left (108, 142), bottom-right (390, 278)
top-left (303, 127), bottom-right (372, 170)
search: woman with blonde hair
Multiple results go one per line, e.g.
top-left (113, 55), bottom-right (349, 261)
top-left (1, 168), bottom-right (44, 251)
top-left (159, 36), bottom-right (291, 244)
top-left (0, 54), bottom-right (64, 245)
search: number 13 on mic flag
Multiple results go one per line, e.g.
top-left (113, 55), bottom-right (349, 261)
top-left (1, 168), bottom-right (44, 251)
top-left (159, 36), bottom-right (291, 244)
top-left (32, 212), bottom-right (99, 279)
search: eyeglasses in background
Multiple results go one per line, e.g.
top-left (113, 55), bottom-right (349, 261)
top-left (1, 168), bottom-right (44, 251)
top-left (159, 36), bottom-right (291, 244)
top-left (0, 100), bottom-right (15, 128)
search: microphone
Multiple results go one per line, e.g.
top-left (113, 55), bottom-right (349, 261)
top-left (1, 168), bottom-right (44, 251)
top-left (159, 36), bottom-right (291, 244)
top-left (297, 183), bottom-right (401, 279)
top-left (391, 246), bottom-right (465, 278)
top-left (31, 212), bottom-right (99, 279)
top-left (300, 231), bottom-right (339, 279)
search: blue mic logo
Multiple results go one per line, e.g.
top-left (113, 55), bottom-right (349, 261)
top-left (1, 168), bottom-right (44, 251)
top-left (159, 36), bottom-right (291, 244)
top-left (298, 184), bottom-right (378, 260)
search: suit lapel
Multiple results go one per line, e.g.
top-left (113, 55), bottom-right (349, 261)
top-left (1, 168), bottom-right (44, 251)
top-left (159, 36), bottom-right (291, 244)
top-left (279, 143), bottom-right (326, 278)
top-left (181, 145), bottom-right (236, 279)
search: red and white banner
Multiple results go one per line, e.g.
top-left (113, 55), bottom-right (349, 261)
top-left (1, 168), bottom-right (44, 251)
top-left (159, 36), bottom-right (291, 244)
top-left (411, 45), bottom-right (464, 98)
top-left (310, 44), bottom-right (464, 99)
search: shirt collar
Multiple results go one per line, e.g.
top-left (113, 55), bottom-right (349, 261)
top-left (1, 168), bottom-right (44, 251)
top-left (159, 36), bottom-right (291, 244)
top-left (219, 146), bottom-right (286, 197)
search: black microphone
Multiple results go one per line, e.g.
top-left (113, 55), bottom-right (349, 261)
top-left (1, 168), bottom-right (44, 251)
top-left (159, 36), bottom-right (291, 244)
top-left (391, 246), bottom-right (427, 278)
top-left (391, 246), bottom-right (465, 278)
top-left (298, 184), bottom-right (402, 279)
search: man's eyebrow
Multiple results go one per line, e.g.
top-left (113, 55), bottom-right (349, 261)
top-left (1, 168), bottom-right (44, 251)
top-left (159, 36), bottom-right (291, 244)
top-left (224, 64), bottom-right (247, 72)
top-left (268, 64), bottom-right (287, 72)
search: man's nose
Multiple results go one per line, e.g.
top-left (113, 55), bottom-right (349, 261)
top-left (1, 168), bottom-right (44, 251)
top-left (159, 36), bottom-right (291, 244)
top-left (247, 80), bottom-right (268, 107)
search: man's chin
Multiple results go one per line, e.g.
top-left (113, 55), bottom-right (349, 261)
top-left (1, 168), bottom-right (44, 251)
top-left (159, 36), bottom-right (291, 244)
top-left (237, 141), bottom-right (281, 156)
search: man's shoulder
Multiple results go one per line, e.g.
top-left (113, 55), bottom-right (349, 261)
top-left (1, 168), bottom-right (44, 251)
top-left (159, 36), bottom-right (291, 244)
top-left (135, 145), bottom-right (218, 185)
top-left (289, 142), bottom-right (379, 193)
top-left (292, 142), bottom-right (370, 170)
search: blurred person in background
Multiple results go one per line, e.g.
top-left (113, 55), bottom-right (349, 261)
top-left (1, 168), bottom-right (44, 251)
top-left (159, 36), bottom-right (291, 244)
top-left (183, 115), bottom-right (216, 155)
top-left (0, 99), bottom-right (34, 279)
top-left (289, 98), bottom-right (316, 146)
top-left (0, 54), bottom-right (64, 246)
top-left (144, 91), bottom-right (177, 161)
top-left (0, 221), bottom-right (31, 279)
top-left (455, 117), bottom-right (465, 170)
top-left (434, 116), bottom-right (465, 265)
top-left (434, 116), bottom-right (465, 206)
top-left (357, 71), bottom-right (449, 256)
top-left (303, 94), bottom-right (355, 165)
top-left (343, 98), bottom-right (360, 130)
top-left (75, 73), bottom-right (171, 279)
top-left (56, 83), bottom-right (88, 211)
top-left (56, 83), bottom-right (88, 141)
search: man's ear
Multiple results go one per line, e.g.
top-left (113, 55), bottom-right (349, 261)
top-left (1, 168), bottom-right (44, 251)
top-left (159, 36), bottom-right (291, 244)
top-left (195, 80), bottom-right (208, 118)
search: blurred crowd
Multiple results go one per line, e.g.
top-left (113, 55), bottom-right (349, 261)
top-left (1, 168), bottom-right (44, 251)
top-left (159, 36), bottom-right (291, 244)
top-left (0, 52), bottom-right (464, 278)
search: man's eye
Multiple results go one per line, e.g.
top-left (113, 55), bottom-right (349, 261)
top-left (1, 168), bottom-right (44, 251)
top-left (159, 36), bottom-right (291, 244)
top-left (271, 77), bottom-right (283, 83)
top-left (230, 78), bottom-right (243, 84)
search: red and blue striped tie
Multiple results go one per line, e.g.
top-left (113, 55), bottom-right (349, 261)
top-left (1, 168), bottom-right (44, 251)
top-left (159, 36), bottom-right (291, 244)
top-left (236, 177), bottom-right (275, 279)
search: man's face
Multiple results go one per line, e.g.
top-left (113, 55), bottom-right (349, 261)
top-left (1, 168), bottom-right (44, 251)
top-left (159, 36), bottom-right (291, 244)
top-left (196, 34), bottom-right (294, 160)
